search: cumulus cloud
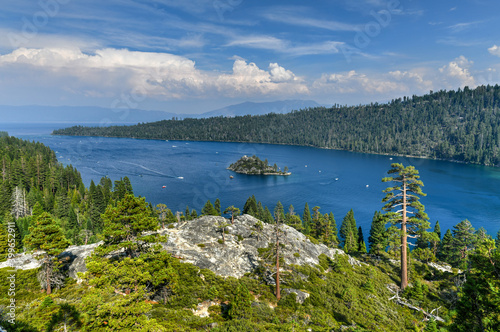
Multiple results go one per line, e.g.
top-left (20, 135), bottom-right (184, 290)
top-left (215, 60), bottom-right (307, 96)
top-left (438, 55), bottom-right (475, 88)
top-left (0, 47), bottom-right (308, 100)
top-left (488, 45), bottom-right (500, 57)
top-left (313, 57), bottom-right (479, 101)
top-left (269, 63), bottom-right (297, 82)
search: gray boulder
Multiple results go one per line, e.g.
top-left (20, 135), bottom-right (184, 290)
top-left (282, 288), bottom-right (310, 304)
top-left (160, 214), bottom-right (352, 278)
top-left (1, 215), bottom-right (358, 281)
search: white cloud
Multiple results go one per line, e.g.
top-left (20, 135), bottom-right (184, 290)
top-left (447, 21), bottom-right (484, 33)
top-left (488, 45), bottom-right (500, 57)
top-left (225, 35), bottom-right (344, 56)
top-left (215, 60), bottom-right (307, 96)
top-left (225, 36), bottom-right (288, 50)
top-left (269, 63), bottom-right (297, 83)
top-left (438, 56), bottom-right (475, 88)
top-left (313, 70), bottom-right (416, 94)
top-left (0, 47), bottom-right (308, 100)
top-left (262, 12), bottom-right (360, 32)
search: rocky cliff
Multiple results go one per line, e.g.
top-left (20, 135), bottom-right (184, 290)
top-left (160, 214), bottom-right (355, 278)
top-left (0, 214), bottom-right (356, 280)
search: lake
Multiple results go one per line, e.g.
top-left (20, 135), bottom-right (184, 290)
top-left (4, 123), bottom-right (500, 239)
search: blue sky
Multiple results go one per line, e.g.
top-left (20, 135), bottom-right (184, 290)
top-left (0, 0), bottom-right (500, 113)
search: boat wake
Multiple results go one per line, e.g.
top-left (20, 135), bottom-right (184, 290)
top-left (117, 160), bottom-right (177, 179)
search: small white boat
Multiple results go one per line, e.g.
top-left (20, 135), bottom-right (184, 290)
top-left (178, 176), bottom-right (184, 179)
top-left (335, 178), bottom-right (339, 181)
top-left (366, 185), bottom-right (369, 187)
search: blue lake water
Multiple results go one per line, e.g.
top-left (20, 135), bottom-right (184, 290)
top-left (4, 123), bottom-right (500, 239)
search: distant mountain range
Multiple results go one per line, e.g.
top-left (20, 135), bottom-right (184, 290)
top-left (0, 100), bottom-right (321, 124)
top-left (200, 100), bottom-right (321, 118)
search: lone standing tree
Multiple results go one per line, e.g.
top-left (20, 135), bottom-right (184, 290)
top-left (24, 212), bottom-right (70, 294)
top-left (382, 163), bottom-right (429, 290)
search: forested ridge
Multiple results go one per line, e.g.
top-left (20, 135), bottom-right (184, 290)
top-left (55, 85), bottom-right (500, 166)
top-left (1, 136), bottom-right (499, 331)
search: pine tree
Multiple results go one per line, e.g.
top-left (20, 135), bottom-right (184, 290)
top-left (24, 212), bottom-right (70, 294)
top-left (32, 201), bottom-right (44, 218)
top-left (434, 220), bottom-right (441, 239)
top-left (311, 206), bottom-right (322, 238)
top-left (328, 212), bottom-right (339, 247)
top-left (428, 232), bottom-right (440, 258)
top-left (214, 198), bottom-right (221, 216)
top-left (438, 229), bottom-right (454, 263)
top-left (166, 209), bottom-right (177, 224)
top-left (274, 201), bottom-right (285, 224)
top-left (382, 163), bottom-right (429, 290)
top-left (0, 216), bottom-right (9, 259)
top-left (100, 194), bottom-right (161, 257)
top-left (263, 206), bottom-right (273, 223)
top-left (243, 195), bottom-right (258, 216)
top-left (123, 176), bottom-right (133, 195)
top-left (201, 200), bottom-right (217, 216)
top-left (340, 209), bottom-right (357, 253)
top-left (303, 203), bottom-right (311, 235)
top-left (184, 206), bottom-right (191, 221)
top-left (256, 202), bottom-right (265, 220)
top-left (55, 191), bottom-right (71, 220)
top-left (450, 235), bottom-right (500, 332)
top-left (113, 178), bottom-right (126, 200)
top-left (358, 226), bottom-right (367, 253)
top-left (452, 219), bottom-right (476, 268)
top-left (369, 211), bottom-right (387, 255)
top-left (223, 206), bottom-right (241, 224)
top-left (320, 212), bottom-right (339, 247)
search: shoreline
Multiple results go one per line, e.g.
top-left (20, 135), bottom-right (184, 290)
top-left (51, 132), bottom-right (496, 168)
top-left (228, 169), bottom-right (292, 176)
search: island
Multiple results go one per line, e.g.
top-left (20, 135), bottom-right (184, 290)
top-left (228, 155), bottom-right (291, 175)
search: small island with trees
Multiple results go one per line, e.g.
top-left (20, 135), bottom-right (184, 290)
top-left (228, 155), bottom-right (291, 175)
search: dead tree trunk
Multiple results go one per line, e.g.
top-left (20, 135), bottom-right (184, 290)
top-left (401, 180), bottom-right (408, 290)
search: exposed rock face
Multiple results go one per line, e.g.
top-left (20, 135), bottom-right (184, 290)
top-left (0, 215), bottom-right (354, 280)
top-left (60, 243), bottom-right (102, 281)
top-left (282, 288), bottom-right (310, 304)
top-left (0, 243), bottom-right (101, 281)
top-left (428, 262), bottom-right (457, 274)
top-left (160, 214), bottom-right (349, 278)
top-left (0, 252), bottom-right (42, 270)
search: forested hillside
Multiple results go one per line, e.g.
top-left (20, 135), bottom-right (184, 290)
top-left (54, 85), bottom-right (500, 166)
top-left (1, 136), bottom-right (499, 331)
top-left (0, 135), bottom-right (143, 247)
